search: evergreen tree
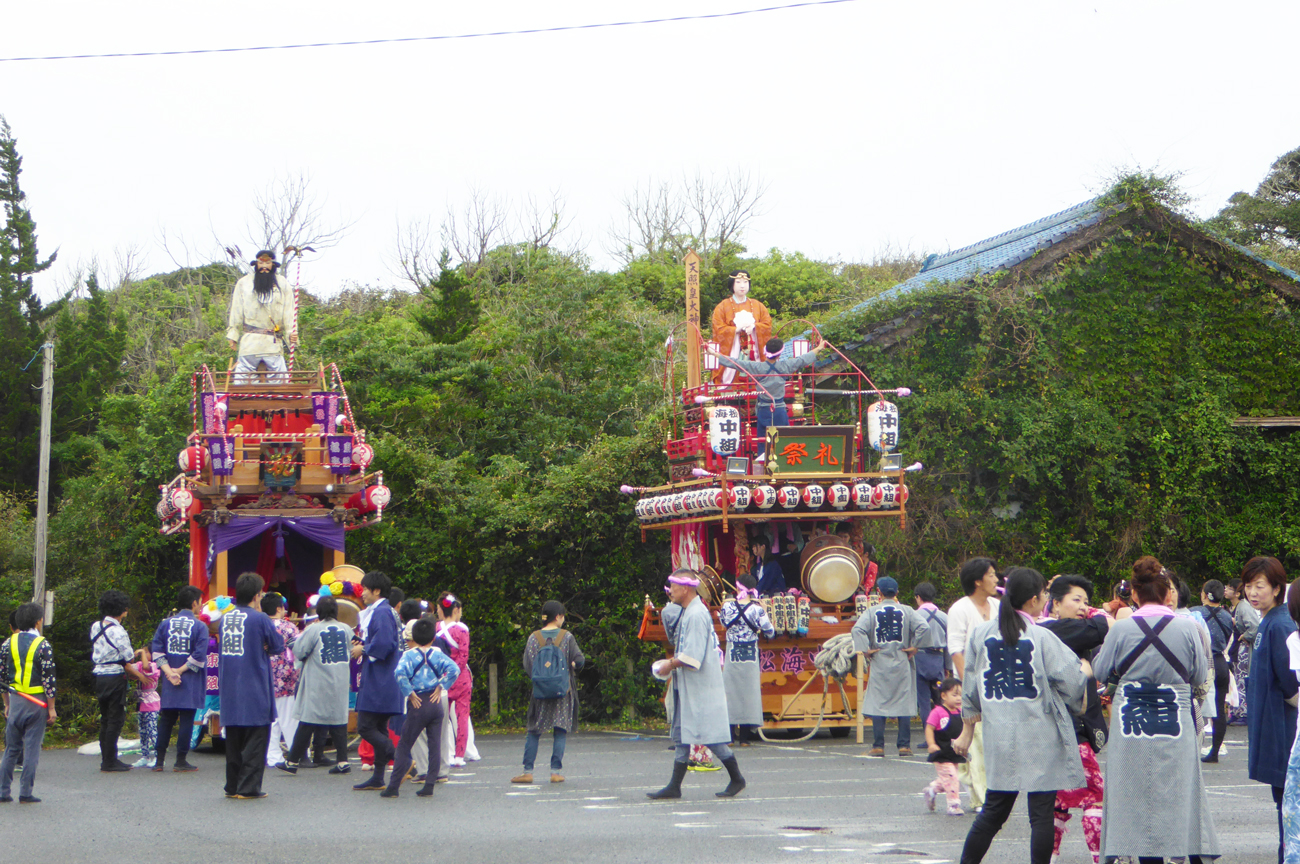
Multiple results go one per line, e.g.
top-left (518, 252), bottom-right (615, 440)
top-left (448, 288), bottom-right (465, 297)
top-left (52, 272), bottom-right (127, 440)
top-left (1209, 146), bottom-right (1300, 250)
top-left (0, 117), bottom-right (57, 492)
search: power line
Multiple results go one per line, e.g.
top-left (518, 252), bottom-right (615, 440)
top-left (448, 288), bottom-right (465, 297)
top-left (0, 0), bottom-right (860, 63)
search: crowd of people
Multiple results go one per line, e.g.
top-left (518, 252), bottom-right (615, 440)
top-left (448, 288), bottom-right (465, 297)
top-left (0, 553), bottom-right (1296, 864)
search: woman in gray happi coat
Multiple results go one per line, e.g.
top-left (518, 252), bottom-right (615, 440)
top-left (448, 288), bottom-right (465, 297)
top-left (953, 567), bottom-right (1087, 864)
top-left (279, 596), bottom-right (354, 771)
top-left (648, 569), bottom-right (745, 800)
top-left (1092, 556), bottom-right (1219, 863)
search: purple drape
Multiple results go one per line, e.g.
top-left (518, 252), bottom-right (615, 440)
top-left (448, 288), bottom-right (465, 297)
top-left (208, 515), bottom-right (344, 591)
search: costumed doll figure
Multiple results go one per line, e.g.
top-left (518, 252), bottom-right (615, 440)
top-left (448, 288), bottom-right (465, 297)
top-left (226, 249), bottom-right (297, 384)
top-left (437, 592), bottom-right (474, 766)
top-left (710, 270), bottom-right (772, 386)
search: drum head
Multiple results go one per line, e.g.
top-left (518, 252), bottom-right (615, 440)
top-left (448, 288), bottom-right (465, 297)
top-left (334, 599), bottom-right (362, 629)
top-left (332, 564), bottom-right (365, 583)
top-left (698, 565), bottom-right (725, 605)
top-left (802, 544), bottom-right (863, 604)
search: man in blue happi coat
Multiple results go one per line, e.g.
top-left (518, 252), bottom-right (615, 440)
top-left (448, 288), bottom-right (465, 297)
top-left (149, 585), bottom-right (208, 772)
top-left (218, 572), bottom-right (284, 799)
top-left (350, 570), bottom-right (404, 791)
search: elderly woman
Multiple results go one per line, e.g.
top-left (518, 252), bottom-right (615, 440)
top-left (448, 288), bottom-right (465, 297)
top-left (952, 567), bottom-right (1087, 864)
top-left (1093, 556), bottom-right (1219, 864)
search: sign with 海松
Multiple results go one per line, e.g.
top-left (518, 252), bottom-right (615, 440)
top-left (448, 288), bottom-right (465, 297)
top-left (708, 406), bottom-right (742, 456)
top-left (766, 425), bottom-right (856, 475)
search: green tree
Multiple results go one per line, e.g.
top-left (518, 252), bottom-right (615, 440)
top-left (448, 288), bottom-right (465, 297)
top-left (0, 117), bottom-right (57, 492)
top-left (1208, 146), bottom-right (1300, 266)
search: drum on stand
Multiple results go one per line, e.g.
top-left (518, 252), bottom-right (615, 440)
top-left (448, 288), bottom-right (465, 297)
top-left (697, 565), bottom-right (727, 606)
top-left (798, 535), bottom-right (863, 604)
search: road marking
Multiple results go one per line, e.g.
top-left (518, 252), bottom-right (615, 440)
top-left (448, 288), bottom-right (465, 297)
top-left (675, 822), bottom-right (714, 828)
top-left (585, 796), bottom-right (618, 800)
top-left (673, 811), bottom-right (709, 815)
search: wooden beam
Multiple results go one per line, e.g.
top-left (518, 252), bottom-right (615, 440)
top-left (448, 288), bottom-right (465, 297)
top-left (1232, 417), bottom-right (1300, 428)
top-left (215, 550), bottom-right (229, 598)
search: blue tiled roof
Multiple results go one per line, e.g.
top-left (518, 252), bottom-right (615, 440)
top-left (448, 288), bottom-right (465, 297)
top-left (845, 198), bottom-right (1108, 316)
top-left (783, 197), bottom-right (1300, 364)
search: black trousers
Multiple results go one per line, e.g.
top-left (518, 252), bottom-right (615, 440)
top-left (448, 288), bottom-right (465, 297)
top-left (387, 691), bottom-right (444, 793)
top-left (357, 711), bottom-right (395, 783)
top-left (960, 789), bottom-right (1055, 864)
top-left (287, 722), bottom-right (348, 765)
top-left (94, 675), bottom-right (128, 768)
top-left (1138, 857), bottom-right (1211, 863)
top-left (1208, 654), bottom-right (1230, 757)
top-left (223, 725), bottom-right (270, 796)
top-left (154, 709), bottom-right (197, 766)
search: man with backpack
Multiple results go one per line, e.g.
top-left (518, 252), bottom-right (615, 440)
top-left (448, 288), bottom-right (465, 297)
top-left (512, 600), bottom-right (584, 785)
top-left (913, 581), bottom-right (950, 719)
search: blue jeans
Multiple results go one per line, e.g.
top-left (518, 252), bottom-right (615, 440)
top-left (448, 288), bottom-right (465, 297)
top-left (872, 716), bottom-right (911, 750)
top-left (756, 402), bottom-right (789, 457)
top-left (523, 728), bottom-right (567, 772)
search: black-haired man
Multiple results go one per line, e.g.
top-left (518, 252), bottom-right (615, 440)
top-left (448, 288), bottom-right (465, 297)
top-left (91, 590), bottom-right (145, 772)
top-left (150, 585), bottom-right (208, 771)
top-left (218, 572), bottom-right (284, 799)
top-left (350, 570), bottom-right (403, 791)
top-left (1, 603), bottom-right (56, 802)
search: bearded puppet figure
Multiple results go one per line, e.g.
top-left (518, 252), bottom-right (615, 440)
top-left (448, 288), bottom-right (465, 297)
top-left (710, 270), bottom-right (773, 385)
top-left (226, 249), bottom-right (297, 382)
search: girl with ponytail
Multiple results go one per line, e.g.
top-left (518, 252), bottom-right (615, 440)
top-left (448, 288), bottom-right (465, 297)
top-left (953, 567), bottom-right (1088, 864)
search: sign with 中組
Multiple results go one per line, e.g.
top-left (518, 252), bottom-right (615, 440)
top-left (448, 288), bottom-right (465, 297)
top-left (766, 425), bottom-right (856, 475)
top-left (867, 400), bottom-right (900, 452)
top-left (708, 406), bottom-right (742, 456)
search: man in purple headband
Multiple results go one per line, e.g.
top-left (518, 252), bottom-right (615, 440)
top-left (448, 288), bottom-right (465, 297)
top-left (707, 334), bottom-right (823, 461)
top-left (648, 569), bottom-right (746, 800)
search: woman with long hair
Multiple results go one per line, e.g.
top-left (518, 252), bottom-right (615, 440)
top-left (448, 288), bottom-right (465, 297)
top-left (1226, 576), bottom-right (1261, 726)
top-left (952, 567), bottom-right (1087, 864)
top-left (1242, 556), bottom-right (1298, 863)
top-left (1093, 556), bottom-right (1219, 863)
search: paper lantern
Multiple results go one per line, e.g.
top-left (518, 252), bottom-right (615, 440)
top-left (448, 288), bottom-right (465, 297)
top-left (801, 484), bottom-right (825, 509)
top-left (791, 337), bottom-right (810, 357)
top-left (178, 445), bottom-right (209, 474)
top-left (753, 485), bottom-right (777, 511)
top-left (828, 483), bottom-right (851, 510)
top-left (852, 478), bottom-right (873, 506)
top-left (346, 485), bottom-right (391, 515)
top-left (877, 482), bottom-right (898, 508)
top-left (708, 406), bottom-right (742, 457)
top-left (867, 400), bottom-right (901, 453)
top-left (351, 441), bottom-right (375, 472)
top-left (703, 341), bottom-right (720, 371)
top-left (170, 488), bottom-right (194, 513)
top-left (729, 486), bottom-right (751, 510)
top-left (778, 485), bottom-right (801, 510)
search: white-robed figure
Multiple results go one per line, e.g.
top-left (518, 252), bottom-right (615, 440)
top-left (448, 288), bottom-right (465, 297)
top-left (1092, 557), bottom-right (1219, 864)
top-left (719, 573), bottom-right (775, 744)
top-left (852, 576), bottom-right (928, 756)
top-left (953, 568), bottom-right (1088, 864)
top-left (227, 249), bottom-right (297, 383)
top-left (648, 569), bottom-right (746, 800)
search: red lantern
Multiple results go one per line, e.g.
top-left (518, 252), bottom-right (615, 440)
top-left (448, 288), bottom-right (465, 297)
top-left (346, 484), bottom-right (392, 515)
top-left (170, 488), bottom-right (194, 513)
top-left (178, 445), bottom-right (208, 474)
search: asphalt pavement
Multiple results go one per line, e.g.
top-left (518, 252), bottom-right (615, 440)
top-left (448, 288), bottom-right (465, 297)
top-left (0, 724), bottom-right (1278, 864)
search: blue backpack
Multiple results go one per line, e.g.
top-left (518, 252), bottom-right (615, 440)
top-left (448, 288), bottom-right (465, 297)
top-left (530, 630), bottom-right (570, 699)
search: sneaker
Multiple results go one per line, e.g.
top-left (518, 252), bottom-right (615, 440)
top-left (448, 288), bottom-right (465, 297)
top-left (1201, 754), bottom-right (1219, 763)
top-left (379, 788), bottom-right (399, 798)
top-left (132, 756), bottom-right (153, 769)
top-left (328, 763), bottom-right (352, 775)
top-left (275, 762), bottom-right (298, 775)
top-left (233, 792), bottom-right (267, 800)
top-left (436, 775), bottom-right (449, 784)
top-left (0, 796), bottom-right (11, 803)
top-left (898, 747), bottom-right (913, 758)
top-left (511, 773), bottom-right (534, 784)
top-left (416, 786), bottom-right (435, 797)
top-left (947, 804), bottom-right (965, 816)
top-left (412, 774), bottom-right (426, 784)
top-left (18, 796), bottom-right (40, 804)
top-left (449, 756), bottom-right (466, 767)
top-left (313, 756), bottom-right (337, 767)
top-left (360, 763), bottom-right (374, 772)
top-left (551, 773), bottom-right (565, 783)
top-left (173, 760), bottom-right (198, 772)
top-left (464, 754), bottom-right (482, 762)
top-left (922, 785), bottom-right (936, 811)
top-left (101, 761), bottom-right (132, 772)
top-left (868, 748), bottom-right (884, 758)
top-left (352, 781), bottom-right (385, 792)
top-left (151, 761), bottom-right (165, 773)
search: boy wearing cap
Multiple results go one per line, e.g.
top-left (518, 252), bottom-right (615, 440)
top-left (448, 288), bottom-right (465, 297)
top-left (852, 576), bottom-right (928, 757)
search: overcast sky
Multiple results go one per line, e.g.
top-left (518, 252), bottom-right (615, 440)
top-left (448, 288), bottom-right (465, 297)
top-left (3, 0), bottom-right (1297, 300)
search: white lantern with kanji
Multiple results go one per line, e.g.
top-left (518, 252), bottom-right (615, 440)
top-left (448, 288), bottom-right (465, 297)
top-left (802, 484), bottom-right (825, 509)
top-left (828, 483), bottom-right (851, 510)
top-left (729, 485), bottom-right (751, 510)
top-left (867, 400), bottom-right (901, 453)
top-left (878, 482), bottom-right (899, 508)
top-left (708, 406), bottom-right (742, 456)
top-left (852, 482), bottom-right (874, 509)
top-left (753, 485), bottom-right (777, 510)
top-left (778, 485), bottom-right (801, 510)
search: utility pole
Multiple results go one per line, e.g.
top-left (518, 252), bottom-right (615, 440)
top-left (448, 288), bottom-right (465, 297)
top-left (32, 342), bottom-right (53, 607)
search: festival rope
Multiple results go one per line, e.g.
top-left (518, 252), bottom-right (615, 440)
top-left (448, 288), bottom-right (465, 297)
top-left (289, 255), bottom-right (301, 372)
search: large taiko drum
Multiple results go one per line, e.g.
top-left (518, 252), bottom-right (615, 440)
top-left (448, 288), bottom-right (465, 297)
top-left (798, 535), bottom-right (863, 604)
top-left (696, 565), bottom-right (727, 606)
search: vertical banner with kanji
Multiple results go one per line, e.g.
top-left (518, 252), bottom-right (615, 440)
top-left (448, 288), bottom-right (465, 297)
top-left (684, 249), bottom-right (702, 388)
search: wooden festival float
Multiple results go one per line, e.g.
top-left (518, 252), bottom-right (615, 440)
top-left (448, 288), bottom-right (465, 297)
top-left (632, 252), bottom-right (918, 740)
top-left (156, 362), bottom-right (389, 616)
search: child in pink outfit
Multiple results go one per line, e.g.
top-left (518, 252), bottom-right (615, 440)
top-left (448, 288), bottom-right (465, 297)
top-left (437, 592), bottom-right (473, 765)
top-left (922, 677), bottom-right (966, 816)
top-left (130, 654), bottom-right (162, 769)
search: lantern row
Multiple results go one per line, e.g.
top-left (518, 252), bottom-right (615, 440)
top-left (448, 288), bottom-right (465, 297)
top-left (634, 481), bottom-right (909, 524)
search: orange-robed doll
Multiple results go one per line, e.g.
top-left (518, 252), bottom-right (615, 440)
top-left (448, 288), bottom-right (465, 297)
top-left (710, 269), bottom-right (773, 385)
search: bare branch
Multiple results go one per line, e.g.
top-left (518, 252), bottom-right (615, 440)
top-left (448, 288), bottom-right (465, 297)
top-left (242, 172), bottom-right (356, 270)
top-left (441, 187), bottom-right (508, 273)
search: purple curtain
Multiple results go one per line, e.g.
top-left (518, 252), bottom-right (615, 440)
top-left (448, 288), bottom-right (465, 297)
top-left (207, 515), bottom-right (345, 589)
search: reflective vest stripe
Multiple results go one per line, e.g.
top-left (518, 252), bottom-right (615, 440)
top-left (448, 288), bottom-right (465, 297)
top-left (11, 635), bottom-right (45, 695)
